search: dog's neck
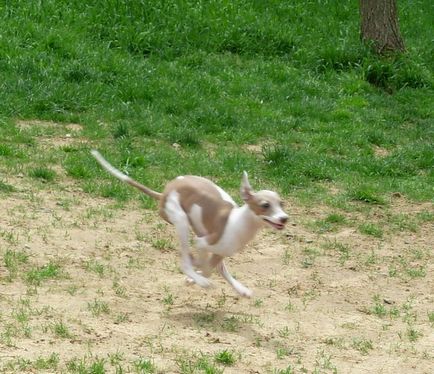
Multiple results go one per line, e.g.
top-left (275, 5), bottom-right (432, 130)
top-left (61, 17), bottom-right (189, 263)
top-left (224, 204), bottom-right (264, 252)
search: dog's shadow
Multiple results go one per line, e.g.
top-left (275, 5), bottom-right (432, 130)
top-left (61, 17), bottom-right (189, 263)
top-left (165, 303), bottom-right (264, 341)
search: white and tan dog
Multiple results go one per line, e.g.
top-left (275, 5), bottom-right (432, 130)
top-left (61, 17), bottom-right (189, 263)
top-left (91, 150), bottom-right (288, 297)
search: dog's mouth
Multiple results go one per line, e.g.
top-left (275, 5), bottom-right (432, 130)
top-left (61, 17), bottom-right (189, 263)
top-left (263, 218), bottom-right (285, 230)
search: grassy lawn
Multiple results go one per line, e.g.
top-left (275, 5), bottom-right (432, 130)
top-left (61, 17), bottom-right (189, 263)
top-left (0, 1), bottom-right (433, 373)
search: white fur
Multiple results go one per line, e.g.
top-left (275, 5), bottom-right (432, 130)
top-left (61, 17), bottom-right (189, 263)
top-left (91, 150), bottom-right (129, 182)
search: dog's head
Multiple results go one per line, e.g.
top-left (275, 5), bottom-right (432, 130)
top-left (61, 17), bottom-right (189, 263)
top-left (240, 171), bottom-right (288, 230)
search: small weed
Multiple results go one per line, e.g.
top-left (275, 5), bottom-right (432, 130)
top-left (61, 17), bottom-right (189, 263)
top-left (52, 320), bottom-right (73, 339)
top-left (177, 353), bottom-right (223, 374)
top-left (28, 167), bottom-right (56, 182)
top-left (193, 312), bottom-right (216, 328)
top-left (359, 223), bottom-right (383, 238)
top-left (35, 353), bottom-right (60, 370)
top-left (278, 326), bottom-right (290, 338)
top-left (221, 316), bottom-right (240, 332)
top-left (162, 293), bottom-right (174, 307)
top-left (134, 358), bottom-right (156, 373)
top-left (348, 185), bottom-right (386, 205)
top-left (108, 351), bottom-right (124, 366)
top-left (253, 298), bottom-right (264, 308)
top-left (406, 266), bottom-right (426, 279)
top-left (282, 248), bottom-right (291, 265)
top-left (25, 261), bottom-right (62, 285)
top-left (151, 237), bottom-right (175, 252)
top-left (322, 240), bottom-right (350, 264)
top-left (113, 280), bottom-right (127, 298)
top-left (87, 299), bottom-right (110, 317)
top-left (85, 259), bottom-right (106, 277)
top-left (114, 312), bottom-right (129, 324)
top-left (0, 180), bottom-right (15, 192)
top-left (273, 366), bottom-right (294, 374)
top-left (407, 326), bottom-right (422, 342)
top-left (371, 295), bottom-right (387, 317)
top-left (4, 249), bottom-right (29, 279)
top-left (285, 300), bottom-right (294, 312)
top-left (313, 213), bottom-right (346, 232)
top-left (352, 338), bottom-right (373, 355)
top-left (214, 349), bottom-right (236, 366)
top-left (427, 311), bottom-right (434, 326)
top-left (67, 357), bottom-right (106, 374)
top-left (276, 345), bottom-right (293, 359)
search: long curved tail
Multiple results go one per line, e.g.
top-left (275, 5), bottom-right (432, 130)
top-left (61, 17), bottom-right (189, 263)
top-left (91, 150), bottom-right (162, 201)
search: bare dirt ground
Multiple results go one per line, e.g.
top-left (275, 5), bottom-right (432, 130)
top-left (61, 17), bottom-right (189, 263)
top-left (0, 125), bottom-right (433, 373)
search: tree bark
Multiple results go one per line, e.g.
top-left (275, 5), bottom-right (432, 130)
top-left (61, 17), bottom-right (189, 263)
top-left (360, 0), bottom-right (405, 54)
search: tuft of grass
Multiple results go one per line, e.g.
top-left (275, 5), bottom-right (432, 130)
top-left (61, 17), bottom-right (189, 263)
top-left (28, 167), bottom-right (56, 182)
top-left (87, 299), bottom-right (110, 317)
top-left (427, 311), bottom-right (434, 326)
top-left (0, 180), bottom-right (16, 192)
top-left (25, 261), bottom-right (62, 286)
top-left (359, 222), bottom-right (383, 238)
top-left (348, 185), bottom-right (386, 205)
top-left (352, 338), bottom-right (373, 355)
top-left (4, 249), bottom-right (29, 280)
top-left (214, 350), bottom-right (236, 366)
top-left (371, 295), bottom-right (387, 317)
top-left (66, 357), bottom-right (106, 374)
top-left (51, 321), bottom-right (73, 339)
top-left (134, 358), bottom-right (156, 373)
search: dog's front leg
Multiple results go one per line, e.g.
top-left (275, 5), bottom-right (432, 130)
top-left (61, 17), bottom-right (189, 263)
top-left (217, 260), bottom-right (253, 298)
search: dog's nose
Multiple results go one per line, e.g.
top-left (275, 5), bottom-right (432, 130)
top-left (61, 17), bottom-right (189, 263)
top-left (280, 216), bottom-right (288, 224)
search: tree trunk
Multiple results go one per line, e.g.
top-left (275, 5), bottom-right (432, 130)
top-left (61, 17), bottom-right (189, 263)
top-left (360, 0), bottom-right (405, 54)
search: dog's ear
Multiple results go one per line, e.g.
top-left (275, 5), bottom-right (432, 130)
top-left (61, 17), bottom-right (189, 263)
top-left (240, 171), bottom-right (254, 201)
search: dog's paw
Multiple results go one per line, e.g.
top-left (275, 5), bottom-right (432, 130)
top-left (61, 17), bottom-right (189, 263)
top-left (185, 275), bottom-right (213, 289)
top-left (196, 276), bottom-right (213, 288)
top-left (234, 284), bottom-right (253, 298)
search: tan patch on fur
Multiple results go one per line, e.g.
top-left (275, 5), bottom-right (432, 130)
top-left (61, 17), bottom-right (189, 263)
top-left (160, 177), bottom-right (234, 244)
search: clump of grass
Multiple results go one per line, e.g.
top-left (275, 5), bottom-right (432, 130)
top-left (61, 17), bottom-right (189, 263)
top-left (214, 350), bottom-right (236, 366)
top-left (427, 311), bottom-right (434, 326)
top-left (0, 180), bottom-right (16, 192)
top-left (177, 353), bottom-right (223, 374)
top-left (25, 261), bottom-right (62, 286)
top-left (312, 213), bottom-right (346, 232)
top-left (406, 326), bottom-right (422, 342)
top-left (34, 353), bottom-right (60, 371)
top-left (51, 321), bottom-right (73, 339)
top-left (87, 299), bottom-right (110, 317)
top-left (28, 167), bottom-right (56, 182)
top-left (134, 358), bottom-right (156, 373)
top-left (352, 338), bottom-right (373, 355)
top-left (348, 185), bottom-right (386, 205)
top-left (371, 295), bottom-right (387, 317)
top-left (362, 55), bottom-right (432, 91)
top-left (4, 249), bottom-right (29, 280)
top-left (84, 259), bottom-right (106, 277)
top-left (359, 222), bottom-right (383, 238)
top-left (66, 357), bottom-right (106, 374)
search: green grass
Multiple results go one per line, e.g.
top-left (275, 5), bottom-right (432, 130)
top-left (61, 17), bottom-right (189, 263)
top-left (25, 261), bottom-right (62, 286)
top-left (0, 0), bottom-right (432, 207)
top-left (214, 349), bottom-right (236, 366)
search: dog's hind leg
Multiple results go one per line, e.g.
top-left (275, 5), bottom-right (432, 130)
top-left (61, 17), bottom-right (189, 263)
top-left (174, 219), bottom-right (212, 288)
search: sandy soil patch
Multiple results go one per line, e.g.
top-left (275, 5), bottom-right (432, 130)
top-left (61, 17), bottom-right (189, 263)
top-left (0, 175), bottom-right (432, 373)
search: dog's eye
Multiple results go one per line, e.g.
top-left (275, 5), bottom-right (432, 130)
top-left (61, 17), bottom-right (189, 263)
top-left (261, 202), bottom-right (270, 209)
